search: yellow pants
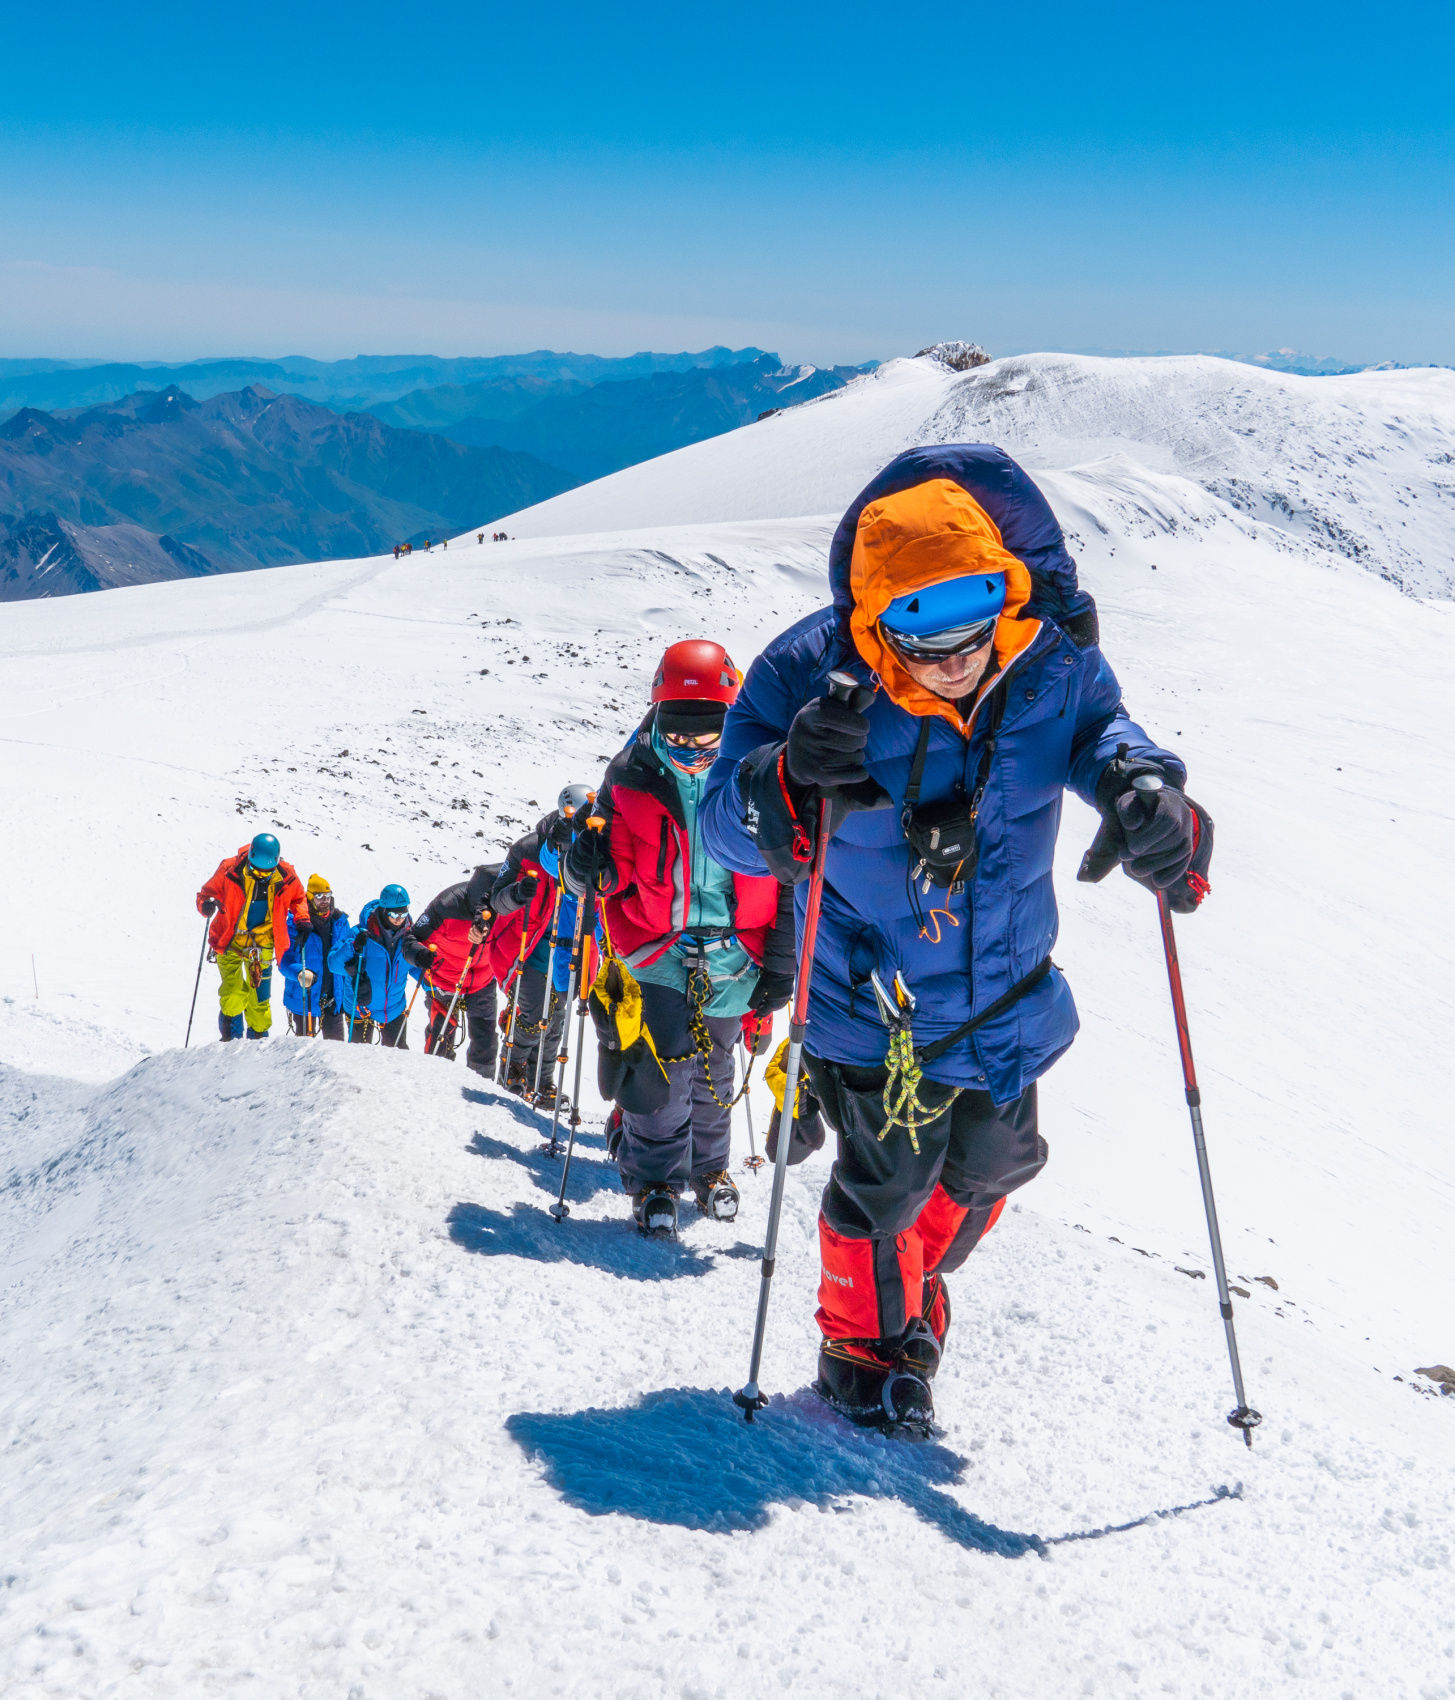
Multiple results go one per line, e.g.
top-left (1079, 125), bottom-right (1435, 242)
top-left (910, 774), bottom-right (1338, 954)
top-left (217, 947), bottom-right (275, 1034)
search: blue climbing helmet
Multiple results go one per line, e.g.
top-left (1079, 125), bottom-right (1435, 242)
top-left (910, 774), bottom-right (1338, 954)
top-left (378, 883), bottom-right (410, 918)
top-left (879, 572), bottom-right (1007, 659)
top-left (248, 832), bottom-right (281, 871)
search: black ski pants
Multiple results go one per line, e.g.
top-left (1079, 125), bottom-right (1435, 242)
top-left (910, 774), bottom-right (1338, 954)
top-left (427, 984), bottom-right (498, 1076)
top-left (806, 1056), bottom-right (1045, 1343)
top-left (289, 1009), bottom-right (345, 1041)
top-left (617, 980), bottom-right (738, 1193)
top-left (502, 966), bottom-right (566, 1087)
top-left (349, 1012), bottom-right (408, 1047)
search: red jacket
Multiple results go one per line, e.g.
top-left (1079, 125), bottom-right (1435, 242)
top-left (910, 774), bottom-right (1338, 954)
top-left (419, 917), bottom-right (496, 999)
top-left (485, 854), bottom-right (557, 984)
top-left (587, 730), bottom-right (783, 970)
top-left (197, 847), bottom-right (308, 957)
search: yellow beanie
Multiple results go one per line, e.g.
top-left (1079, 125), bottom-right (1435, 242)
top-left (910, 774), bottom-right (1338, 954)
top-left (307, 874), bottom-right (332, 897)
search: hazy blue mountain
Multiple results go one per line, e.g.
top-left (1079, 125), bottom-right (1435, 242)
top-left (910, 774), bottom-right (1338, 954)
top-left (0, 510), bottom-right (215, 599)
top-left (408, 355), bottom-right (875, 481)
top-left (371, 373), bottom-right (594, 433)
top-left (0, 347), bottom-right (768, 421)
top-left (0, 384), bottom-right (571, 598)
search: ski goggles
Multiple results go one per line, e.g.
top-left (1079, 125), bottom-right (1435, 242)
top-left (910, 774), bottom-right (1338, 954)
top-left (662, 730), bottom-right (720, 768)
top-left (310, 893), bottom-right (334, 911)
top-left (380, 908), bottom-right (408, 927)
top-left (878, 613), bottom-right (999, 664)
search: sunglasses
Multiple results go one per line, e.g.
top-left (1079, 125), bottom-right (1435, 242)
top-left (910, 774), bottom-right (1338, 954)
top-left (663, 730), bottom-right (721, 751)
top-left (381, 909), bottom-right (408, 926)
top-left (879, 615), bottom-right (998, 664)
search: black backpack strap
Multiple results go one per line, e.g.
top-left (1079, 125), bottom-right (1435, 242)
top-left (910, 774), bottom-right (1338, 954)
top-left (917, 955), bottom-right (1054, 1067)
top-left (901, 718), bottom-right (932, 812)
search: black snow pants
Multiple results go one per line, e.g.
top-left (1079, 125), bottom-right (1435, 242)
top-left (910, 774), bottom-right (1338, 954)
top-left (427, 984), bottom-right (498, 1076)
top-left (617, 979), bottom-right (739, 1193)
top-left (502, 966), bottom-right (566, 1088)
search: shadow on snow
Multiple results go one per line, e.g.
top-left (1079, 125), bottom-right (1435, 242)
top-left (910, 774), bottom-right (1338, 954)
top-left (447, 1201), bottom-right (718, 1280)
top-left (466, 1129), bottom-right (619, 1204)
top-left (507, 1387), bottom-right (1241, 1559)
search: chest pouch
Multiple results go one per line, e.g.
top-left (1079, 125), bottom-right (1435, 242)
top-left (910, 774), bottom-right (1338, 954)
top-left (900, 693), bottom-right (1004, 893)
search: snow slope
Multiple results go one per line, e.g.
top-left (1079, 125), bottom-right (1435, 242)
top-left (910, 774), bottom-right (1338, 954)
top-left (3, 353), bottom-right (1455, 1698)
top-left (502, 351), bottom-right (1455, 597)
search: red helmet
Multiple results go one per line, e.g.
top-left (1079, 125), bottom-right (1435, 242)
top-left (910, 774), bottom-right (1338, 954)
top-left (650, 639), bottom-right (741, 705)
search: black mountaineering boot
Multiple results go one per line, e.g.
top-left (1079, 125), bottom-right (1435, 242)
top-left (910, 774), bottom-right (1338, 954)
top-left (814, 1339), bottom-right (936, 1437)
top-left (632, 1185), bottom-right (679, 1238)
top-left (691, 1171), bottom-right (740, 1222)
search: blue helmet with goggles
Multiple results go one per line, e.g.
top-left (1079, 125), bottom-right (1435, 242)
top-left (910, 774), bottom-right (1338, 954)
top-left (879, 572), bottom-right (1007, 660)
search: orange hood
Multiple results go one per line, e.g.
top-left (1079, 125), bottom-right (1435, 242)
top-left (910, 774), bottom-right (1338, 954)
top-left (848, 477), bottom-right (1042, 728)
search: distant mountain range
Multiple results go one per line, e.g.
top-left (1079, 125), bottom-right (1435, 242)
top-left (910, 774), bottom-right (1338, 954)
top-left (371, 354), bottom-right (873, 480)
top-left (0, 385), bottom-right (570, 599)
top-left (0, 348), bottom-right (876, 599)
top-left (0, 347), bottom-right (770, 420)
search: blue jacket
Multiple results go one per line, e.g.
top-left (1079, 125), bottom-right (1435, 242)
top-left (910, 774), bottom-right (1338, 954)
top-left (329, 900), bottom-right (427, 1024)
top-left (700, 444), bottom-right (1184, 1101)
top-left (279, 909), bottom-right (351, 1017)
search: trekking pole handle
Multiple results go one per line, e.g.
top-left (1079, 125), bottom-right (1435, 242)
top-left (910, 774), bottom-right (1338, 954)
top-left (1077, 748), bottom-right (1164, 884)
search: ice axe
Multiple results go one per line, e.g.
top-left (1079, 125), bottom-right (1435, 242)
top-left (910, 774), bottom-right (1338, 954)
top-left (1079, 762), bottom-right (1262, 1446)
top-left (735, 671), bottom-right (873, 1421)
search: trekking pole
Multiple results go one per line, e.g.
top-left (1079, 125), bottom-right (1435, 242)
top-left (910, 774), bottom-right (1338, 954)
top-left (738, 1041), bottom-right (765, 1173)
top-left (348, 948), bottom-right (365, 1042)
top-left (545, 876), bottom-right (591, 1159)
top-left (551, 822), bottom-right (605, 1219)
top-left (434, 940), bottom-right (481, 1056)
top-left (1154, 885), bottom-right (1262, 1446)
top-left (1078, 764), bottom-right (1260, 1445)
top-left (531, 882), bottom-right (566, 1102)
top-left (735, 672), bottom-right (862, 1420)
top-left (496, 894), bottom-right (535, 1083)
top-left (184, 913), bottom-right (210, 1047)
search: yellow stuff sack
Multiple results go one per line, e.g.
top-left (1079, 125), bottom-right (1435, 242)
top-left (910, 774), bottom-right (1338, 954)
top-left (589, 955), bottom-right (671, 1115)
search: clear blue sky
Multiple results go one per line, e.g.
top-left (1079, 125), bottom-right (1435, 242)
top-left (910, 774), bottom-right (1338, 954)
top-left (3, 0), bottom-right (1452, 366)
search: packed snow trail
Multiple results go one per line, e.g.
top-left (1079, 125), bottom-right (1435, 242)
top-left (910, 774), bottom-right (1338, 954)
top-left (2, 1042), bottom-right (1452, 1699)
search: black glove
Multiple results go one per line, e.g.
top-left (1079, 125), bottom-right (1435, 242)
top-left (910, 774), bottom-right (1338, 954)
top-left (492, 875), bottom-right (537, 918)
top-left (293, 918), bottom-right (312, 940)
top-left (1089, 767), bottom-right (1214, 913)
top-left (566, 828), bottom-right (614, 893)
top-left (750, 969), bottom-right (794, 1015)
top-left (353, 971), bottom-right (373, 1007)
top-left (199, 897), bottom-right (218, 917)
top-left (785, 693), bottom-right (871, 792)
top-left (546, 812), bottom-right (573, 853)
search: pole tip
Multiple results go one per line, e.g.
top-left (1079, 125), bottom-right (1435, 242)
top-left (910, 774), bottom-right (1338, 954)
top-left (548, 1202), bottom-right (570, 1222)
top-left (1228, 1405), bottom-right (1262, 1444)
top-left (733, 1384), bottom-right (767, 1422)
